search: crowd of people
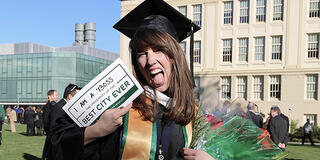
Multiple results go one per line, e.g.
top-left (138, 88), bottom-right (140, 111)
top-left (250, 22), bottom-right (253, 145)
top-left (1, 105), bottom-right (45, 136)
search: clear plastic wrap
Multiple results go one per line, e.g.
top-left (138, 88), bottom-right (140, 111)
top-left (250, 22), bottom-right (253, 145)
top-left (190, 98), bottom-right (287, 160)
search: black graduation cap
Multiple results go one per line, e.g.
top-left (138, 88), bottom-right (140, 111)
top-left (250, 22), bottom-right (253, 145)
top-left (113, 0), bottom-right (201, 42)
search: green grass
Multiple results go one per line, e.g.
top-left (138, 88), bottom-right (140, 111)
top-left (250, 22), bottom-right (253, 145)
top-left (285, 143), bottom-right (320, 160)
top-left (0, 123), bottom-right (319, 160)
top-left (0, 123), bottom-right (45, 160)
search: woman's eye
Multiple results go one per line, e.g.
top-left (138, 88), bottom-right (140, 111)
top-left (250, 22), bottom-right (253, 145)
top-left (136, 52), bottom-right (146, 58)
top-left (154, 50), bottom-right (162, 54)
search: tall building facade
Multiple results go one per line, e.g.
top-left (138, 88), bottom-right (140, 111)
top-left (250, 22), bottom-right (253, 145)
top-left (119, 0), bottom-right (320, 126)
top-left (0, 42), bottom-right (119, 107)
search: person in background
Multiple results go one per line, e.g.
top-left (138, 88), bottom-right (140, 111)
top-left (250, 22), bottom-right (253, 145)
top-left (42, 84), bottom-right (81, 160)
top-left (42, 89), bottom-right (59, 160)
top-left (35, 107), bottom-right (44, 136)
top-left (24, 106), bottom-right (35, 136)
top-left (263, 113), bottom-right (271, 130)
top-left (49, 84), bottom-right (81, 131)
top-left (246, 102), bottom-right (263, 128)
top-left (8, 107), bottom-right (17, 133)
top-left (302, 119), bottom-right (315, 146)
top-left (42, 90), bottom-right (59, 135)
top-left (17, 106), bottom-right (25, 124)
top-left (222, 100), bottom-right (232, 114)
top-left (280, 112), bottom-right (289, 147)
top-left (5, 106), bottom-right (11, 124)
top-left (0, 104), bottom-right (5, 145)
top-left (14, 106), bottom-right (18, 123)
top-left (267, 106), bottom-right (288, 151)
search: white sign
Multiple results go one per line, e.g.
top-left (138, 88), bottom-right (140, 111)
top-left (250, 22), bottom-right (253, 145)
top-left (63, 58), bottom-right (143, 127)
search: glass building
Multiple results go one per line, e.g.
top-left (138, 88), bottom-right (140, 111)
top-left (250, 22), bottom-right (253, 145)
top-left (0, 42), bottom-right (119, 107)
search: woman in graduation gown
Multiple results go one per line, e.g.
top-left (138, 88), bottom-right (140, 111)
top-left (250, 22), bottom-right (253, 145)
top-left (49, 0), bottom-right (214, 160)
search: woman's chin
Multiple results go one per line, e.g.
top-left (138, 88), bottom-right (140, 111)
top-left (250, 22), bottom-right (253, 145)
top-left (154, 84), bottom-right (169, 93)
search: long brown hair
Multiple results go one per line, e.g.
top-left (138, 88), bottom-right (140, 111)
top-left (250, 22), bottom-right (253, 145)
top-left (129, 28), bottom-right (196, 125)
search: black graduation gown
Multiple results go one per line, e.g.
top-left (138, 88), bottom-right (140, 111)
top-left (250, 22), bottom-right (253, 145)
top-left (49, 106), bottom-right (186, 160)
top-left (246, 111), bottom-right (263, 128)
top-left (267, 115), bottom-right (288, 145)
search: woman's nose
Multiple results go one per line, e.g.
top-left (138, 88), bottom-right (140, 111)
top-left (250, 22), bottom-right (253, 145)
top-left (146, 51), bottom-right (157, 66)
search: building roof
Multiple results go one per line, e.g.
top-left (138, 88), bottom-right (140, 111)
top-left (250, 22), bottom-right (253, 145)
top-left (0, 42), bottom-right (119, 61)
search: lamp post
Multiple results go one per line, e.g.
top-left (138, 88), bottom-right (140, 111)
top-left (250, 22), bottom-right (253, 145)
top-left (288, 108), bottom-right (293, 133)
top-left (17, 95), bottom-right (20, 109)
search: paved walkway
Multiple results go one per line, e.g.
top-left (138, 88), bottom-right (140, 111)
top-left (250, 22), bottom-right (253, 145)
top-left (288, 141), bottom-right (319, 145)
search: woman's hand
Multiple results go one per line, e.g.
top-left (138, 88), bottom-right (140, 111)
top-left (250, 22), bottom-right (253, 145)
top-left (84, 102), bottom-right (132, 145)
top-left (183, 148), bottom-right (215, 160)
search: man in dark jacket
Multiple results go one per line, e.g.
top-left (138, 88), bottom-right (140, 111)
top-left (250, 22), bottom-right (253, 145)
top-left (42, 90), bottom-right (58, 135)
top-left (280, 113), bottom-right (289, 146)
top-left (246, 102), bottom-right (263, 128)
top-left (268, 106), bottom-right (288, 151)
top-left (24, 106), bottom-right (36, 136)
top-left (49, 84), bottom-right (81, 131)
top-left (42, 84), bottom-right (81, 160)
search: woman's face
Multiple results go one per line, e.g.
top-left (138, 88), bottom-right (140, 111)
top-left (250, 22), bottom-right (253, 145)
top-left (136, 47), bottom-right (172, 92)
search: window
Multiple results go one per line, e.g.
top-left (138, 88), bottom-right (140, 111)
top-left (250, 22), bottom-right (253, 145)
top-left (255, 37), bottom-right (265, 61)
top-left (272, 36), bottom-right (282, 60)
top-left (194, 41), bottom-right (201, 64)
top-left (306, 74), bottom-right (318, 100)
top-left (27, 58), bottom-right (32, 72)
top-left (17, 59), bottom-right (22, 73)
top-left (305, 114), bottom-right (317, 126)
top-left (224, 1), bottom-right (233, 24)
top-left (240, 0), bottom-right (249, 23)
top-left (253, 76), bottom-right (264, 100)
top-left (193, 5), bottom-right (202, 27)
top-left (237, 76), bottom-right (247, 99)
top-left (37, 58), bottom-right (43, 72)
top-left (309, 0), bottom-right (320, 18)
top-left (273, 0), bottom-right (283, 21)
top-left (221, 77), bottom-right (231, 99)
top-left (37, 80), bottom-right (42, 93)
top-left (17, 80), bottom-right (22, 94)
top-left (308, 33), bottom-right (319, 59)
top-left (178, 6), bottom-right (187, 16)
top-left (27, 80), bottom-right (32, 94)
top-left (180, 41), bottom-right (186, 54)
top-left (223, 39), bottom-right (232, 62)
top-left (239, 38), bottom-right (248, 62)
top-left (1, 81), bottom-right (6, 94)
top-left (256, 0), bottom-right (266, 22)
top-left (84, 60), bottom-right (89, 74)
top-left (270, 75), bottom-right (281, 100)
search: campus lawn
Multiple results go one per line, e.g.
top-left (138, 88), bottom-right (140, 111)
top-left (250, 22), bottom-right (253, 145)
top-left (285, 143), bottom-right (320, 160)
top-left (0, 124), bottom-right (320, 160)
top-left (0, 124), bottom-right (45, 160)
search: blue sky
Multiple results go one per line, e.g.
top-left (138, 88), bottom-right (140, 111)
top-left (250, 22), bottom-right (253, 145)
top-left (0, 0), bottom-right (121, 54)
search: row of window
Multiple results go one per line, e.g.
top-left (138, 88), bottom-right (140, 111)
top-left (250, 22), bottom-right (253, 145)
top-left (224, 0), bottom-right (320, 25)
top-left (179, 33), bottom-right (319, 64)
top-left (220, 74), bottom-right (318, 101)
top-left (178, 4), bottom-right (202, 27)
top-left (222, 36), bottom-right (283, 62)
top-left (222, 33), bottom-right (319, 63)
top-left (178, 0), bottom-right (319, 27)
top-left (224, 0), bottom-right (283, 24)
